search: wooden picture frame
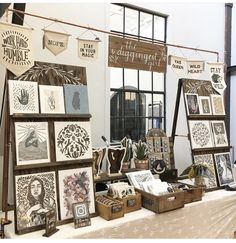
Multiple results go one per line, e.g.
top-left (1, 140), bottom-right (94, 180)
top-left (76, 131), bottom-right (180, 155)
top-left (199, 96), bottom-right (212, 115)
top-left (210, 94), bottom-right (225, 115)
top-left (184, 93), bottom-right (200, 115)
top-left (211, 121), bottom-right (228, 147)
top-left (72, 202), bottom-right (91, 229)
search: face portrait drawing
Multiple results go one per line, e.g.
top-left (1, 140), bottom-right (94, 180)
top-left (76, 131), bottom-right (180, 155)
top-left (201, 99), bottom-right (210, 113)
top-left (213, 123), bottom-right (227, 145)
top-left (218, 155), bottom-right (233, 184)
top-left (187, 95), bottom-right (199, 114)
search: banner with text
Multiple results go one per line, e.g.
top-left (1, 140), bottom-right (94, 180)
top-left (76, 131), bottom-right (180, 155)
top-left (108, 35), bottom-right (167, 72)
top-left (186, 60), bottom-right (205, 79)
top-left (77, 38), bottom-right (99, 61)
top-left (208, 62), bottom-right (226, 95)
top-left (43, 29), bottom-right (70, 56)
top-left (0, 22), bottom-right (34, 76)
top-left (168, 55), bottom-right (187, 76)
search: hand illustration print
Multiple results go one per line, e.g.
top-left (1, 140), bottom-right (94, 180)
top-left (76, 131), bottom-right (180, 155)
top-left (17, 89), bottom-right (29, 105)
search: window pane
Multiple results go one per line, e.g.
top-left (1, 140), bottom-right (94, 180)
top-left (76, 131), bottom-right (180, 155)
top-left (138, 118), bottom-right (148, 140)
top-left (124, 117), bottom-right (138, 140)
top-left (125, 8), bottom-right (138, 36)
top-left (110, 68), bottom-right (123, 89)
top-left (139, 70), bottom-right (152, 91)
top-left (154, 16), bottom-right (165, 41)
top-left (124, 92), bottom-right (138, 116)
top-left (153, 72), bottom-right (164, 91)
top-left (153, 94), bottom-right (164, 117)
top-left (153, 118), bottom-right (164, 130)
top-left (110, 4), bottom-right (123, 32)
top-left (110, 118), bottom-right (124, 141)
top-left (110, 90), bottom-right (123, 117)
top-left (124, 69), bottom-right (138, 89)
top-left (140, 12), bottom-right (153, 38)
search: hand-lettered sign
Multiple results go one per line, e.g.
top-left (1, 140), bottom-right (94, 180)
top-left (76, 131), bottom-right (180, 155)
top-left (168, 55), bottom-right (187, 76)
top-left (77, 38), bottom-right (99, 61)
top-left (186, 60), bottom-right (205, 79)
top-left (108, 35), bottom-right (167, 73)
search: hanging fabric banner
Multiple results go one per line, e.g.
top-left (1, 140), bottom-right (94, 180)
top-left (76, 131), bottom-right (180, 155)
top-left (0, 22), bottom-right (34, 77)
top-left (168, 55), bottom-right (187, 76)
top-left (186, 60), bottom-right (205, 79)
top-left (43, 29), bottom-right (70, 56)
top-left (77, 38), bottom-right (100, 61)
top-left (207, 62), bottom-right (226, 95)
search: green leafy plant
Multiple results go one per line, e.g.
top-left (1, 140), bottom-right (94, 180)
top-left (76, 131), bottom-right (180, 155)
top-left (121, 137), bottom-right (132, 162)
top-left (133, 140), bottom-right (149, 160)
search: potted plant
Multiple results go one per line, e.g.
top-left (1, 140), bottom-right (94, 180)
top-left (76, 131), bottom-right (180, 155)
top-left (120, 136), bottom-right (132, 172)
top-left (132, 139), bottom-right (149, 170)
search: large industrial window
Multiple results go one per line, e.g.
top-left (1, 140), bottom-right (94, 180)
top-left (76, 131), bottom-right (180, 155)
top-left (110, 3), bottom-right (167, 142)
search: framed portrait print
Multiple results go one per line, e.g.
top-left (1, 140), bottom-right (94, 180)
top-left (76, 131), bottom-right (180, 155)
top-left (15, 171), bottom-right (57, 234)
top-left (199, 96), bottom-right (212, 115)
top-left (211, 121), bottom-right (228, 147)
top-left (15, 122), bottom-right (50, 165)
top-left (210, 94), bottom-right (225, 115)
top-left (72, 202), bottom-right (91, 228)
top-left (58, 166), bottom-right (95, 220)
top-left (188, 120), bottom-right (214, 149)
top-left (39, 85), bottom-right (65, 114)
top-left (8, 80), bottom-right (39, 115)
top-left (214, 152), bottom-right (234, 186)
top-left (184, 93), bottom-right (200, 115)
top-left (54, 121), bottom-right (92, 161)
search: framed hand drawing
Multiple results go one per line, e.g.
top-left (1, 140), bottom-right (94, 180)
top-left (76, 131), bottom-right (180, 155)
top-left (211, 121), bottom-right (228, 147)
top-left (39, 85), bottom-right (65, 114)
top-left (15, 122), bottom-right (50, 165)
top-left (188, 120), bottom-right (214, 149)
top-left (210, 94), bottom-right (225, 115)
top-left (184, 93), bottom-right (200, 115)
top-left (54, 121), bottom-right (92, 161)
top-left (58, 166), bottom-right (95, 220)
top-left (199, 96), bottom-right (212, 115)
top-left (214, 152), bottom-right (234, 186)
top-left (8, 80), bottom-right (39, 115)
top-left (15, 171), bottom-right (57, 234)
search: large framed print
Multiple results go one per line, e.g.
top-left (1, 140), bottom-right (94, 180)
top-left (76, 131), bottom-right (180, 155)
top-left (58, 166), bottom-right (95, 220)
top-left (214, 152), bottom-right (234, 186)
top-left (199, 96), bottom-right (212, 115)
top-left (15, 171), bottom-right (57, 234)
top-left (184, 93), bottom-right (200, 115)
top-left (15, 122), bottom-right (50, 165)
top-left (54, 121), bottom-right (92, 161)
top-left (211, 121), bottom-right (228, 147)
top-left (188, 120), bottom-right (214, 149)
top-left (39, 85), bottom-right (65, 114)
top-left (8, 80), bottom-right (39, 115)
top-left (210, 94), bottom-right (225, 115)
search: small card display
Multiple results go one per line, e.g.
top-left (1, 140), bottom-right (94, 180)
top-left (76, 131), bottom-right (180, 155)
top-left (72, 202), bottom-right (91, 229)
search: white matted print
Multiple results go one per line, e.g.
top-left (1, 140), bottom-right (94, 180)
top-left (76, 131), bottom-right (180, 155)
top-left (210, 94), bottom-right (225, 115)
top-left (15, 171), bottom-right (57, 232)
top-left (15, 122), bottom-right (50, 165)
top-left (54, 121), bottom-right (92, 161)
top-left (39, 85), bottom-right (65, 114)
top-left (199, 96), bottom-right (212, 115)
top-left (8, 80), bottom-right (39, 115)
top-left (189, 120), bottom-right (214, 149)
top-left (184, 93), bottom-right (200, 115)
top-left (194, 154), bottom-right (217, 189)
top-left (58, 166), bottom-right (95, 220)
top-left (211, 121), bottom-right (228, 147)
top-left (214, 152), bottom-right (234, 186)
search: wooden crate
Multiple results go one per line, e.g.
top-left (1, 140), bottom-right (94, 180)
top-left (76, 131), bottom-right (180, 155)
top-left (135, 188), bottom-right (185, 213)
top-left (95, 195), bottom-right (124, 220)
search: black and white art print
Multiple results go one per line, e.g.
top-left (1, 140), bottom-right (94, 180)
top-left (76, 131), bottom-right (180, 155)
top-left (210, 94), bottom-right (225, 115)
top-left (58, 167), bottom-right (95, 220)
top-left (8, 80), bottom-right (39, 115)
top-left (211, 121), bottom-right (228, 147)
top-left (184, 93), bottom-right (200, 115)
top-left (214, 152), bottom-right (234, 186)
top-left (15, 171), bottom-right (57, 233)
top-left (189, 120), bottom-right (214, 149)
top-left (15, 122), bottom-right (50, 165)
top-left (54, 121), bottom-right (92, 161)
top-left (39, 85), bottom-right (65, 114)
top-left (199, 96), bottom-right (212, 115)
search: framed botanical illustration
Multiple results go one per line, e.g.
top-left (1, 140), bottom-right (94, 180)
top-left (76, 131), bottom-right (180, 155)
top-left (211, 121), bottom-right (228, 147)
top-left (72, 202), bottom-right (91, 228)
top-left (188, 120), bottom-right (214, 149)
top-left (210, 94), bottom-right (225, 115)
top-left (15, 122), bottom-right (50, 165)
top-left (8, 80), bottom-right (39, 115)
top-left (199, 96), bottom-right (212, 115)
top-left (214, 152), bottom-right (234, 186)
top-left (15, 171), bottom-right (57, 234)
top-left (54, 121), bottom-right (92, 161)
top-left (194, 154), bottom-right (217, 189)
top-left (184, 93), bottom-right (200, 115)
top-left (39, 85), bottom-right (65, 114)
top-left (64, 84), bottom-right (89, 114)
top-left (58, 166), bottom-right (95, 220)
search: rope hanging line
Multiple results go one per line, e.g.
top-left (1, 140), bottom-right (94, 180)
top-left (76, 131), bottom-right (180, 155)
top-left (7, 8), bottom-right (219, 62)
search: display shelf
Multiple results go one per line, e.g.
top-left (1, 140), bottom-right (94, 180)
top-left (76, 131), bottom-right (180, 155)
top-left (187, 115), bottom-right (226, 120)
top-left (192, 146), bottom-right (232, 153)
top-left (11, 113), bottom-right (92, 119)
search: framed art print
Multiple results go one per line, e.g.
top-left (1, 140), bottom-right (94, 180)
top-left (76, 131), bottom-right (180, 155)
top-left (188, 120), bottom-right (214, 149)
top-left (39, 85), bottom-right (65, 114)
top-left (8, 80), bottom-right (39, 115)
top-left (54, 121), bottom-right (92, 161)
top-left (15, 171), bottom-right (57, 233)
top-left (211, 121), bottom-right (228, 147)
top-left (15, 122), bottom-right (50, 165)
top-left (184, 93), bottom-right (200, 115)
top-left (72, 202), bottom-right (91, 229)
top-left (199, 96), bottom-right (212, 115)
top-left (210, 94), bottom-right (225, 115)
top-left (214, 152), bottom-right (234, 186)
top-left (58, 166), bottom-right (95, 220)
top-left (64, 84), bottom-right (89, 114)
